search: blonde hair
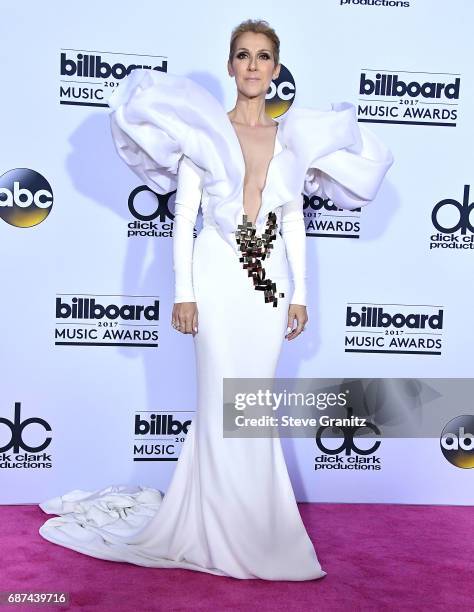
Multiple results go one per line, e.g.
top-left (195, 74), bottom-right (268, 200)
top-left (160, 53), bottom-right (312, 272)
top-left (228, 19), bottom-right (280, 66)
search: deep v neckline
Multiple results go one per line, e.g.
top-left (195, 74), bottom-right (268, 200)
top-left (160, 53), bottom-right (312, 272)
top-left (225, 112), bottom-right (281, 227)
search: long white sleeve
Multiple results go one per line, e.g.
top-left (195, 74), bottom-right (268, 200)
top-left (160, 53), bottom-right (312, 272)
top-left (173, 155), bottom-right (204, 303)
top-left (280, 195), bottom-right (307, 306)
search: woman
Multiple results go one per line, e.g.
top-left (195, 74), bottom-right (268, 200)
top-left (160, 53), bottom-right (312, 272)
top-left (38, 20), bottom-right (393, 580)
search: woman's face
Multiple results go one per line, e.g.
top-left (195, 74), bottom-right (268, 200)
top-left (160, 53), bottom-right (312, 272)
top-left (228, 32), bottom-right (280, 99)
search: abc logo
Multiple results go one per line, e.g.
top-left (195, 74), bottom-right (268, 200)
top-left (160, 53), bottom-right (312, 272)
top-left (432, 184), bottom-right (474, 235)
top-left (0, 168), bottom-right (53, 228)
top-left (266, 64), bottom-right (295, 118)
top-left (440, 415), bottom-right (474, 468)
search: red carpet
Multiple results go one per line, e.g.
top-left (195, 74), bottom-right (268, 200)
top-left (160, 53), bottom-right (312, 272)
top-left (1, 502), bottom-right (472, 611)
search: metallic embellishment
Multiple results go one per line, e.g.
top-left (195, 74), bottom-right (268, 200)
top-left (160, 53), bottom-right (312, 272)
top-left (235, 211), bottom-right (285, 307)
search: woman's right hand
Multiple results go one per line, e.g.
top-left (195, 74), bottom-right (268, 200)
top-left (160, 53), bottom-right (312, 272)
top-left (172, 302), bottom-right (198, 336)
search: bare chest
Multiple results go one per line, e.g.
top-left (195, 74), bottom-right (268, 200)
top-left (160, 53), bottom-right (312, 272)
top-left (231, 122), bottom-right (278, 223)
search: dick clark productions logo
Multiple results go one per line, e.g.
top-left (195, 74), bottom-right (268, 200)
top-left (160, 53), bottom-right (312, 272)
top-left (0, 402), bottom-right (51, 454)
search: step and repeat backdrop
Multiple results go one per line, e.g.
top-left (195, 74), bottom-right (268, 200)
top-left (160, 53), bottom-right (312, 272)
top-left (1, 0), bottom-right (473, 504)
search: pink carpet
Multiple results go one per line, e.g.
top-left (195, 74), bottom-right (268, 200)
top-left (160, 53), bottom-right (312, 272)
top-left (1, 502), bottom-right (472, 611)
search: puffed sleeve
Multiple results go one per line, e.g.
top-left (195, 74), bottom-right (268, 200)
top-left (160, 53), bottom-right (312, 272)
top-left (107, 69), bottom-right (193, 194)
top-left (172, 156), bottom-right (204, 303)
top-left (301, 102), bottom-right (394, 210)
top-left (280, 196), bottom-right (307, 306)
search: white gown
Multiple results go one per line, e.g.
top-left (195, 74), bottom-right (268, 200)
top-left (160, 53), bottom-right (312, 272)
top-left (38, 69), bottom-right (394, 580)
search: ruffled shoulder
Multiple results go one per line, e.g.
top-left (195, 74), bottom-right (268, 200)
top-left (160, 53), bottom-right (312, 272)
top-left (107, 68), bottom-right (238, 196)
top-left (280, 102), bottom-right (394, 209)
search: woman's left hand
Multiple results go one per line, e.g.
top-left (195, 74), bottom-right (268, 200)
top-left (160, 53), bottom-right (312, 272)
top-left (285, 304), bottom-right (308, 340)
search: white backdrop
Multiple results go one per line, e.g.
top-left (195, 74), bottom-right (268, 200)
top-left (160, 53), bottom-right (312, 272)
top-left (1, 0), bottom-right (473, 505)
